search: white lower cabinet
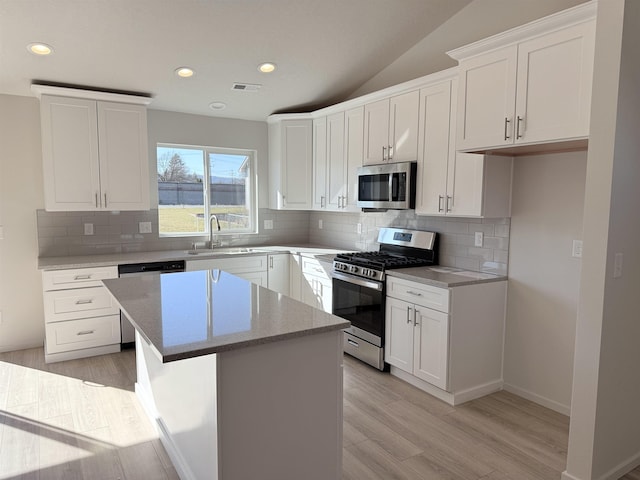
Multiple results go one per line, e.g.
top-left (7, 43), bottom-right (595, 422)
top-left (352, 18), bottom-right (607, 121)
top-left (267, 253), bottom-right (290, 295)
top-left (186, 255), bottom-right (268, 286)
top-left (289, 254), bottom-right (333, 313)
top-left (42, 266), bottom-right (121, 363)
top-left (385, 275), bottom-right (507, 405)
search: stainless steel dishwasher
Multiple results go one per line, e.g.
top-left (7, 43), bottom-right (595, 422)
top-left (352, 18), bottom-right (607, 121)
top-left (117, 260), bottom-right (185, 347)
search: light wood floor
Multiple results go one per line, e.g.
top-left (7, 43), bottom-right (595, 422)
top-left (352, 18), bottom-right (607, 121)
top-left (0, 348), bottom-right (638, 480)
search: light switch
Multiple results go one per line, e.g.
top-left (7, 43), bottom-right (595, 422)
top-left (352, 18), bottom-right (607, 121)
top-left (84, 223), bottom-right (94, 235)
top-left (318, 219), bottom-right (323, 230)
top-left (357, 223), bottom-right (362, 234)
top-left (139, 222), bottom-right (152, 234)
top-left (572, 240), bottom-right (583, 258)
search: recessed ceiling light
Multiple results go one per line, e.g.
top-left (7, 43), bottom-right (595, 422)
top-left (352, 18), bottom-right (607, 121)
top-left (209, 102), bottom-right (227, 111)
top-left (258, 62), bottom-right (276, 73)
top-left (28, 43), bottom-right (54, 56)
top-left (175, 67), bottom-right (194, 78)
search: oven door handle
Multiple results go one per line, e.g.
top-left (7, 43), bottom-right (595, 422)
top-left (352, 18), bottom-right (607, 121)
top-left (332, 271), bottom-right (384, 291)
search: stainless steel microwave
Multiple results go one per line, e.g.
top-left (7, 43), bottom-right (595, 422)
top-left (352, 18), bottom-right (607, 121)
top-left (356, 162), bottom-right (417, 210)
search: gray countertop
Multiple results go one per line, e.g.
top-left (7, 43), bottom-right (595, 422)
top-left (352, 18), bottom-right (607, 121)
top-left (103, 270), bottom-right (350, 363)
top-left (387, 266), bottom-right (507, 288)
top-left (38, 244), bottom-right (348, 270)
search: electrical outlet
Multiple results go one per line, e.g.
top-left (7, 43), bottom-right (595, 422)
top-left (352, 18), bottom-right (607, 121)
top-left (318, 219), bottom-right (323, 230)
top-left (84, 223), bottom-right (94, 235)
top-left (572, 240), bottom-right (583, 258)
top-left (139, 221), bottom-right (152, 234)
top-left (474, 232), bottom-right (484, 247)
top-left (264, 219), bottom-right (273, 230)
top-left (613, 253), bottom-right (623, 278)
top-left (357, 223), bottom-right (362, 234)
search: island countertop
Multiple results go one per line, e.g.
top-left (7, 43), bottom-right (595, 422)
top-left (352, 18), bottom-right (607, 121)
top-left (103, 270), bottom-right (350, 363)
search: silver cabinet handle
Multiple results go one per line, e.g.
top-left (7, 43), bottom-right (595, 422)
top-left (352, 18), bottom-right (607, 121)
top-left (414, 309), bottom-right (420, 327)
top-left (74, 275), bottom-right (92, 280)
top-left (347, 338), bottom-right (359, 347)
top-left (446, 195), bottom-right (452, 213)
top-left (388, 145), bottom-right (393, 160)
top-left (516, 115), bottom-right (524, 139)
top-left (95, 193), bottom-right (99, 208)
top-left (77, 330), bottom-right (95, 336)
top-left (104, 193), bottom-right (108, 208)
top-left (504, 117), bottom-right (511, 141)
top-left (282, 195), bottom-right (286, 206)
top-left (320, 196), bottom-right (325, 208)
top-left (406, 305), bottom-right (412, 324)
top-left (382, 146), bottom-right (387, 161)
top-left (75, 299), bottom-right (94, 305)
top-left (438, 195), bottom-right (444, 213)
top-left (406, 290), bottom-right (422, 297)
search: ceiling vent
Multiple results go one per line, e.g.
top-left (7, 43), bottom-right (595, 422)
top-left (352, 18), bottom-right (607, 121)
top-left (232, 82), bottom-right (262, 92)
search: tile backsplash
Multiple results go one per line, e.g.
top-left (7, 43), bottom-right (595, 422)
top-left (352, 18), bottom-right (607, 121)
top-left (36, 208), bottom-right (509, 275)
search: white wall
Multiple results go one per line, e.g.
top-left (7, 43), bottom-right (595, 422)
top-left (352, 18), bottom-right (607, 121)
top-left (564, 1), bottom-right (640, 479)
top-left (0, 95), bottom-right (46, 351)
top-left (504, 151), bottom-right (586, 415)
top-left (146, 109), bottom-right (269, 208)
top-left (349, 0), bottom-right (587, 98)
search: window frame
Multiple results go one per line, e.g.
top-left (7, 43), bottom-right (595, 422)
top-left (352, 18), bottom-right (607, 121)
top-left (157, 142), bottom-right (259, 238)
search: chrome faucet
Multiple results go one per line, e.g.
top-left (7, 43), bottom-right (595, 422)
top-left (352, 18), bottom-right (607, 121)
top-left (209, 214), bottom-right (221, 249)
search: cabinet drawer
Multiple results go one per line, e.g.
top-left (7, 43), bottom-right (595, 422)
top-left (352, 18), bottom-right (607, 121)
top-left (45, 315), bottom-right (121, 354)
top-left (44, 286), bottom-right (120, 323)
top-left (386, 276), bottom-right (450, 313)
top-left (42, 266), bottom-right (118, 291)
top-left (301, 257), bottom-right (331, 278)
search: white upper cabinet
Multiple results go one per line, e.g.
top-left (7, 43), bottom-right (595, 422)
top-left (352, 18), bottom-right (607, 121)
top-left (363, 90), bottom-right (419, 165)
top-left (415, 74), bottom-right (512, 218)
top-left (343, 107), bottom-right (364, 211)
top-left (313, 113), bottom-right (348, 211)
top-left (312, 117), bottom-right (328, 210)
top-left (268, 117), bottom-right (313, 210)
top-left (450, 2), bottom-right (596, 152)
top-left (37, 88), bottom-right (151, 212)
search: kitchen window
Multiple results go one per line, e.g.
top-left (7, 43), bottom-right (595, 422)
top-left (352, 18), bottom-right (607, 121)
top-left (157, 144), bottom-right (257, 236)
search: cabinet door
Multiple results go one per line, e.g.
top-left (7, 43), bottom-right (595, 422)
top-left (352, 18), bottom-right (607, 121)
top-left (344, 107), bottom-right (364, 211)
top-left (514, 21), bottom-right (594, 145)
top-left (236, 271), bottom-right (268, 287)
top-left (363, 99), bottom-right (390, 165)
top-left (312, 117), bottom-right (328, 210)
top-left (447, 153), bottom-right (485, 217)
top-left (388, 90), bottom-right (419, 163)
top-left (267, 254), bottom-right (290, 295)
top-left (413, 306), bottom-right (449, 390)
top-left (40, 96), bottom-right (101, 211)
top-left (415, 81), bottom-right (454, 216)
top-left (384, 297), bottom-right (414, 373)
top-left (282, 120), bottom-right (313, 209)
top-left (456, 46), bottom-right (517, 151)
top-left (97, 102), bottom-right (150, 210)
top-left (326, 112), bottom-right (346, 210)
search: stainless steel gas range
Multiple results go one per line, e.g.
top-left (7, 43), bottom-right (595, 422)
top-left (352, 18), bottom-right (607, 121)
top-left (332, 228), bottom-right (438, 370)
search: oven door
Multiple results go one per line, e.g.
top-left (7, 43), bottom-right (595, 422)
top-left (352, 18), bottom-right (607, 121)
top-left (332, 271), bottom-right (384, 346)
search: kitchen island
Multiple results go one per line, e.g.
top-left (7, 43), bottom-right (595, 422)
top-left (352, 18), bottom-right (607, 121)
top-left (103, 269), bottom-right (349, 480)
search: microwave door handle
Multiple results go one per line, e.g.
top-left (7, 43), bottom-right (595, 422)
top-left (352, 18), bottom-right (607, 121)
top-left (388, 174), bottom-right (394, 201)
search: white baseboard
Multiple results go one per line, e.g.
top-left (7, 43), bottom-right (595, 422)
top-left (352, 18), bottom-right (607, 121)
top-left (44, 343), bottom-right (120, 363)
top-left (0, 342), bottom-right (43, 354)
top-left (503, 382), bottom-right (571, 416)
top-left (561, 471), bottom-right (581, 480)
top-left (390, 367), bottom-right (503, 406)
top-left (562, 450), bottom-right (640, 480)
top-left (135, 382), bottom-right (195, 480)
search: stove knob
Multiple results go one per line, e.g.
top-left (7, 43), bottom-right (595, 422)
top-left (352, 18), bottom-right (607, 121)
top-left (350, 265), bottom-right (358, 274)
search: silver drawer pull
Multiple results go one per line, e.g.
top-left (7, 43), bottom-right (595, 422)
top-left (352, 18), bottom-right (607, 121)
top-left (347, 339), bottom-right (359, 348)
top-left (77, 330), bottom-right (95, 336)
top-left (74, 275), bottom-right (92, 280)
top-left (75, 299), bottom-right (94, 305)
top-left (406, 290), bottom-right (423, 297)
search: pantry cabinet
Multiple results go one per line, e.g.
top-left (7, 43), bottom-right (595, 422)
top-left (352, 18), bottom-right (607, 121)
top-left (268, 116), bottom-right (313, 210)
top-left (363, 90), bottom-right (419, 165)
top-left (450, 5), bottom-right (595, 152)
top-left (37, 90), bottom-right (151, 211)
top-left (415, 75), bottom-right (513, 218)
